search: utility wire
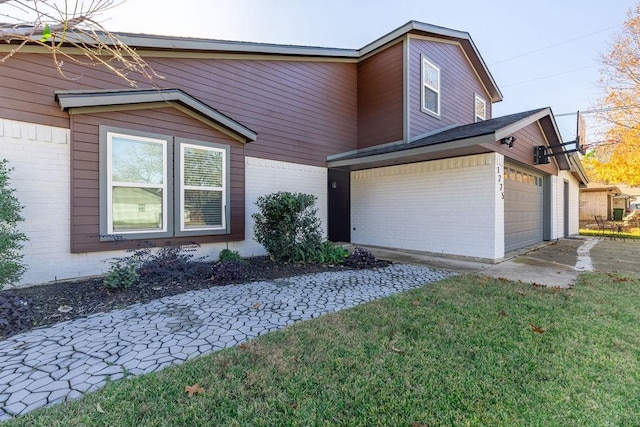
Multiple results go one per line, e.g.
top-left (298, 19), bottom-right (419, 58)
top-left (556, 106), bottom-right (640, 116)
top-left (489, 24), bottom-right (620, 66)
top-left (501, 65), bottom-right (597, 88)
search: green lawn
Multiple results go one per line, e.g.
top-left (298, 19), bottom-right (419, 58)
top-left (6, 273), bottom-right (640, 426)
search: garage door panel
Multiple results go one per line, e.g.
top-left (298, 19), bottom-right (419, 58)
top-left (504, 164), bottom-right (543, 252)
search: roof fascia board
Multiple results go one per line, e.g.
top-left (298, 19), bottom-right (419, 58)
top-left (168, 102), bottom-right (248, 143)
top-left (495, 108), bottom-right (551, 140)
top-left (0, 44), bottom-right (358, 63)
top-left (408, 34), bottom-right (495, 104)
top-left (535, 120), bottom-right (562, 170)
top-left (328, 133), bottom-right (494, 168)
top-left (358, 37), bottom-right (404, 62)
top-left (56, 89), bottom-right (257, 142)
top-left (65, 102), bottom-right (170, 115)
top-left (569, 153), bottom-right (589, 185)
top-left (135, 50), bottom-right (358, 63)
top-left (91, 32), bottom-right (361, 58)
top-left (358, 21), bottom-right (469, 57)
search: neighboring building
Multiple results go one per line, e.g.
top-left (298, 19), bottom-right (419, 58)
top-left (0, 21), bottom-right (587, 286)
top-left (580, 185), bottom-right (634, 223)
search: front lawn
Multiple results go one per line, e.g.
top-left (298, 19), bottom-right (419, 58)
top-left (6, 273), bottom-right (640, 426)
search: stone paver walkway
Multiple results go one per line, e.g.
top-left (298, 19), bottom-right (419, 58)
top-left (0, 264), bottom-right (451, 420)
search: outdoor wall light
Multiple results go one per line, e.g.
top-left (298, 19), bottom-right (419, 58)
top-left (500, 136), bottom-right (516, 148)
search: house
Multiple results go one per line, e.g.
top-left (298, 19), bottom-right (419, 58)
top-left (579, 185), bottom-right (632, 223)
top-left (0, 21), bottom-right (587, 286)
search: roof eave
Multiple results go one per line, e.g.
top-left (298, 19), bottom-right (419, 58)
top-left (328, 133), bottom-right (495, 170)
top-left (358, 21), bottom-right (502, 102)
top-left (55, 88), bottom-right (257, 143)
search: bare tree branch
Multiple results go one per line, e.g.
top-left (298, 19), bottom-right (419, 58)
top-left (0, 0), bottom-right (162, 86)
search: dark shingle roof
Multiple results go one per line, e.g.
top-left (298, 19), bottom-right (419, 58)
top-left (333, 108), bottom-right (548, 161)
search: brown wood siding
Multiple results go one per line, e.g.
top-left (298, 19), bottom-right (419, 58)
top-left (480, 121), bottom-right (558, 175)
top-left (408, 38), bottom-right (492, 139)
top-left (70, 108), bottom-right (246, 253)
top-left (357, 42), bottom-right (404, 148)
top-left (0, 52), bottom-right (358, 166)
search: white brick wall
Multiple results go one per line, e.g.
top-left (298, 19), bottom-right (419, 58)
top-left (238, 156), bottom-right (328, 256)
top-left (0, 118), bottom-right (121, 287)
top-left (351, 153), bottom-right (503, 260)
top-left (0, 118), bottom-right (329, 287)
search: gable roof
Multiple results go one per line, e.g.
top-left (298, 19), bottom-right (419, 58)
top-left (55, 88), bottom-right (257, 143)
top-left (329, 108), bottom-right (548, 164)
top-left (360, 21), bottom-right (502, 102)
top-left (61, 21), bottom-right (501, 103)
top-left (328, 107), bottom-right (584, 182)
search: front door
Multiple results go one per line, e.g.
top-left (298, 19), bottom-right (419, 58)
top-left (328, 169), bottom-right (350, 242)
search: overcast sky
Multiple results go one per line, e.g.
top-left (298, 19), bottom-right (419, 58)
top-left (101, 0), bottom-right (633, 141)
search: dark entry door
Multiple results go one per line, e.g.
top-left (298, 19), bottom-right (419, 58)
top-left (328, 169), bottom-right (350, 242)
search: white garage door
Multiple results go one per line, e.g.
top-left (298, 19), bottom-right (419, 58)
top-left (504, 164), bottom-right (544, 253)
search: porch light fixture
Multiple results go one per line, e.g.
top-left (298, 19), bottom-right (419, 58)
top-left (500, 136), bottom-right (516, 148)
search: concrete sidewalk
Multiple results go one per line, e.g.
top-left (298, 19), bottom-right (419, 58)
top-left (362, 236), bottom-right (640, 288)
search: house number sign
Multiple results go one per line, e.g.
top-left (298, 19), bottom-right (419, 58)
top-left (497, 165), bottom-right (504, 199)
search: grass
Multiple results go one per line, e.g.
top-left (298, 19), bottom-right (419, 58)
top-left (579, 226), bottom-right (640, 239)
top-left (5, 272), bottom-right (640, 426)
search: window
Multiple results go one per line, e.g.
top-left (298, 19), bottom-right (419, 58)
top-left (106, 132), bottom-right (168, 235)
top-left (475, 94), bottom-right (486, 122)
top-left (421, 56), bottom-right (440, 116)
top-left (100, 127), bottom-right (229, 240)
top-left (179, 142), bottom-right (226, 232)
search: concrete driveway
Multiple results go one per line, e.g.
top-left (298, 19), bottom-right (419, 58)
top-left (363, 237), bottom-right (640, 288)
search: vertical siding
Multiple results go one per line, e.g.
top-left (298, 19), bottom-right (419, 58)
top-left (579, 192), bottom-right (610, 220)
top-left (408, 37), bottom-right (492, 139)
top-left (357, 42), bottom-right (404, 148)
top-left (70, 108), bottom-right (246, 253)
top-left (0, 53), bottom-right (358, 166)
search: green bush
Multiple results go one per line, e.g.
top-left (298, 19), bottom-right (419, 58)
top-left (307, 241), bottom-right (348, 264)
top-left (252, 192), bottom-right (323, 262)
top-left (103, 258), bottom-right (139, 289)
top-left (218, 248), bottom-right (243, 263)
top-left (0, 160), bottom-right (27, 289)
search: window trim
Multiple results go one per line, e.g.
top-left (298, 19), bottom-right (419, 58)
top-left (474, 93), bottom-right (487, 122)
top-left (174, 137), bottom-right (230, 237)
top-left (421, 55), bottom-right (441, 117)
top-left (100, 126), bottom-right (174, 241)
top-left (99, 126), bottom-right (231, 242)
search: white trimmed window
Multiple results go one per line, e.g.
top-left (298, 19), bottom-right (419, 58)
top-left (475, 94), bottom-right (487, 122)
top-left (106, 132), bottom-right (168, 234)
top-left (421, 56), bottom-right (440, 116)
top-left (180, 143), bottom-right (226, 232)
top-left (100, 127), bottom-right (229, 240)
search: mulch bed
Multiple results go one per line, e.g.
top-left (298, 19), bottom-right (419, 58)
top-left (0, 256), bottom-right (388, 341)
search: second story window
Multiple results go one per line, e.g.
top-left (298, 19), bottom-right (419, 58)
top-left (421, 56), bottom-right (440, 116)
top-left (475, 94), bottom-right (487, 122)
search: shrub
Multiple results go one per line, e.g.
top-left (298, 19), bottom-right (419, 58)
top-left (103, 257), bottom-right (139, 289)
top-left (103, 241), bottom-right (210, 288)
top-left (0, 160), bottom-right (27, 289)
top-left (252, 192), bottom-right (323, 262)
top-left (343, 247), bottom-right (380, 269)
top-left (0, 291), bottom-right (33, 337)
top-left (307, 241), bottom-right (348, 264)
top-left (135, 242), bottom-right (203, 285)
top-left (219, 248), bottom-right (243, 263)
top-left (213, 260), bottom-right (248, 284)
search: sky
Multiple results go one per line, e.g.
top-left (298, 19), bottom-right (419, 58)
top-left (100, 0), bottom-right (634, 141)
